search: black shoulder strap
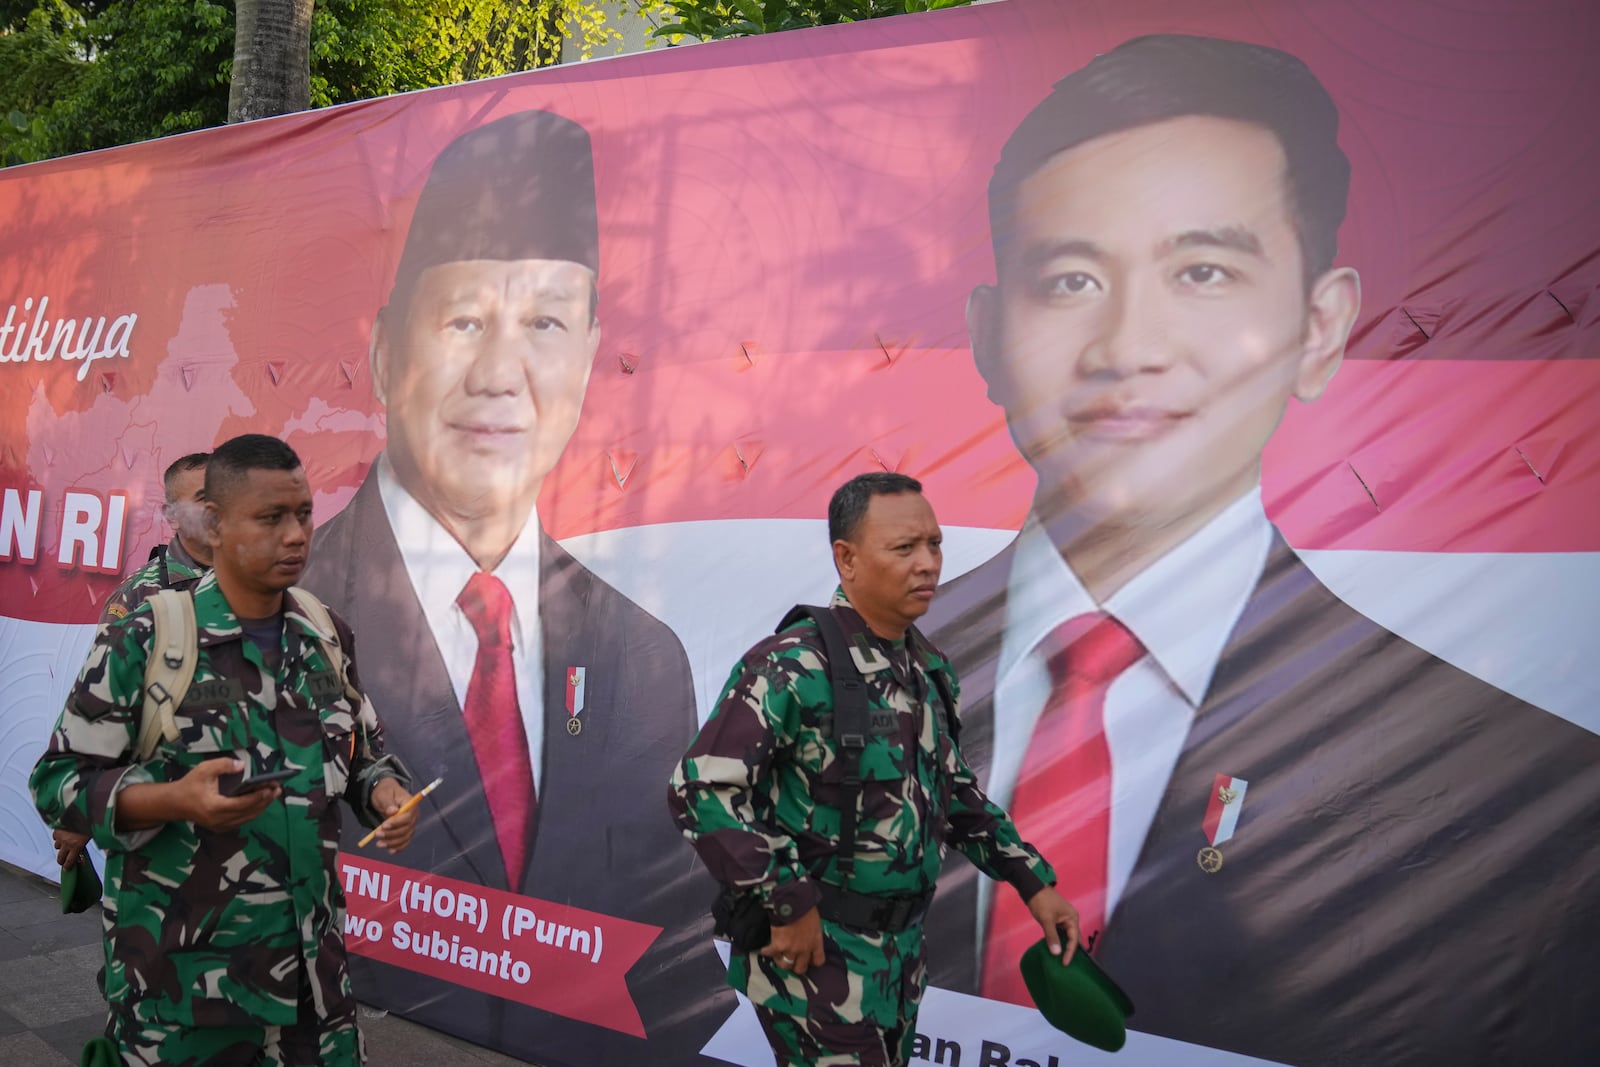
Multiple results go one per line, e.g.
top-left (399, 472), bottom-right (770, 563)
top-left (777, 604), bottom-right (871, 884)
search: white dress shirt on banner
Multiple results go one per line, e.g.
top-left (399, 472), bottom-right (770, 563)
top-left (378, 458), bottom-right (546, 791)
top-left (975, 487), bottom-right (1272, 951)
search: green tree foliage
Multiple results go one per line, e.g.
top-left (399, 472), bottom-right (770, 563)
top-left (0, 1), bottom-right (92, 164)
top-left (654, 0), bottom-right (974, 42)
top-left (0, 1), bottom-right (670, 166)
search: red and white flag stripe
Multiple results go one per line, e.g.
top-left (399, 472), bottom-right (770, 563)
top-left (1203, 775), bottom-right (1250, 848)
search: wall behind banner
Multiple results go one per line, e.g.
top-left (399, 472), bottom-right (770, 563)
top-left (2, 1), bottom-right (1598, 1066)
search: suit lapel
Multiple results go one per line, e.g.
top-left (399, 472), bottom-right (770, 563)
top-left (517, 533), bottom-right (599, 897)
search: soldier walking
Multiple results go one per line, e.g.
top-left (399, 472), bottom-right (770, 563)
top-left (670, 472), bottom-right (1080, 1066)
top-left (53, 452), bottom-right (216, 879)
top-left (31, 434), bottom-right (418, 1065)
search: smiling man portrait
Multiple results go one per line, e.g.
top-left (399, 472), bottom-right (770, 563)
top-left (300, 108), bottom-right (728, 1066)
top-left (921, 32), bottom-right (1600, 1067)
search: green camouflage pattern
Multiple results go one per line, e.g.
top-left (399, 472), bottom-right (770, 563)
top-left (99, 537), bottom-right (207, 625)
top-left (749, 921), bottom-right (926, 1067)
top-left (109, 981), bottom-right (363, 1066)
top-left (669, 588), bottom-right (1053, 1064)
top-left (31, 570), bottom-right (410, 1045)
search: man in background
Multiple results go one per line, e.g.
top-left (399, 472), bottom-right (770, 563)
top-left (53, 451), bottom-right (215, 876)
top-left (101, 451), bottom-right (211, 624)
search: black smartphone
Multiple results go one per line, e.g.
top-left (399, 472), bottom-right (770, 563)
top-left (222, 768), bottom-right (296, 796)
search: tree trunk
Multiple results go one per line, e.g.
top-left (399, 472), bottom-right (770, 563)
top-left (228, 0), bottom-right (316, 124)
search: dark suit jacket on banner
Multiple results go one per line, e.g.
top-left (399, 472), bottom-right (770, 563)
top-left (303, 472), bottom-right (733, 1067)
top-left (923, 532), bottom-right (1600, 1067)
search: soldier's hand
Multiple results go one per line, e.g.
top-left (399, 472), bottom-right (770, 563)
top-left (760, 906), bottom-right (825, 976)
top-left (52, 829), bottom-right (89, 869)
top-left (370, 778), bottom-right (417, 853)
top-left (1027, 885), bottom-right (1080, 965)
top-left (179, 758), bottom-right (280, 832)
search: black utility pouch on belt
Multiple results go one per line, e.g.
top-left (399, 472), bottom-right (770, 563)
top-left (713, 886), bottom-right (772, 952)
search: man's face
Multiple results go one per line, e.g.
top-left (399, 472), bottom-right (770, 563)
top-left (374, 258), bottom-right (600, 527)
top-left (835, 492), bottom-right (943, 633)
top-left (207, 467), bottom-right (314, 599)
top-left (163, 466), bottom-right (207, 545)
top-left (973, 115), bottom-right (1359, 533)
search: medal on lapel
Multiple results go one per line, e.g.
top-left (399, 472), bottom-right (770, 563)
top-left (1197, 773), bottom-right (1248, 873)
top-left (565, 666), bottom-right (586, 736)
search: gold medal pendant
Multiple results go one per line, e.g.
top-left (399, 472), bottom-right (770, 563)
top-left (1199, 774), bottom-right (1248, 874)
top-left (565, 667), bottom-right (587, 736)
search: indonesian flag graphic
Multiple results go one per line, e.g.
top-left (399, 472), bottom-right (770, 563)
top-left (565, 666), bottom-right (586, 717)
top-left (1203, 775), bottom-right (1250, 848)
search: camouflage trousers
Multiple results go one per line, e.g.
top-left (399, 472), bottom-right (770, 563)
top-left (106, 978), bottom-right (363, 1066)
top-left (734, 919), bottom-right (926, 1067)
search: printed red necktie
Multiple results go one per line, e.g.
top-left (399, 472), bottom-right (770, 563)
top-left (457, 572), bottom-right (536, 893)
top-left (981, 612), bottom-right (1145, 1004)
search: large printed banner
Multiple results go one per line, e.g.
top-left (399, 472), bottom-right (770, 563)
top-left (3, 1), bottom-right (1599, 1065)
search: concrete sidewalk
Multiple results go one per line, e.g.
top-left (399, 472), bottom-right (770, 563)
top-left (0, 860), bottom-right (537, 1066)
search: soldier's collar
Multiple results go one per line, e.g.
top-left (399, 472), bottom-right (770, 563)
top-left (191, 573), bottom-right (242, 647)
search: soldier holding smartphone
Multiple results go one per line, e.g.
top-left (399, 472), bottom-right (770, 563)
top-left (31, 434), bottom-right (417, 1066)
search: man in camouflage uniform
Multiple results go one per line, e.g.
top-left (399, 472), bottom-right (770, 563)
top-left (31, 434), bottom-right (418, 1066)
top-left (101, 451), bottom-right (213, 625)
top-left (53, 452), bottom-right (218, 876)
top-left (669, 472), bottom-right (1081, 1067)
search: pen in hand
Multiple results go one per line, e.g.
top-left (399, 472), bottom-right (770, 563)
top-left (358, 776), bottom-right (443, 847)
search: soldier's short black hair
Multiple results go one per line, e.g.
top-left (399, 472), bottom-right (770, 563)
top-left (829, 472), bottom-right (924, 544)
top-left (988, 33), bottom-right (1350, 288)
top-left (162, 452), bottom-right (209, 502)
top-left (206, 435), bottom-right (302, 508)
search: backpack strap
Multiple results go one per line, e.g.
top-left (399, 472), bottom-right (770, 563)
top-left (289, 588), bottom-right (360, 702)
top-left (136, 589), bottom-right (197, 762)
top-left (291, 587), bottom-right (376, 764)
top-left (777, 604), bottom-right (871, 884)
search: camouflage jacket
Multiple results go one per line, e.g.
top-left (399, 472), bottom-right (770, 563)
top-left (100, 535), bottom-right (207, 625)
top-left (669, 588), bottom-right (1053, 926)
top-left (30, 571), bottom-right (411, 1029)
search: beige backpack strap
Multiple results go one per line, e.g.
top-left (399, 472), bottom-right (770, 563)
top-left (292, 587), bottom-right (377, 762)
top-left (291, 588), bottom-right (359, 702)
top-left (136, 589), bottom-right (197, 761)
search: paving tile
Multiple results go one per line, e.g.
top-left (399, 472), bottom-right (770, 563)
top-left (15, 915), bottom-right (105, 955)
top-left (0, 1002), bottom-right (29, 1038)
top-left (30, 1013), bottom-right (107, 1065)
top-left (5, 894), bottom-right (68, 929)
top-left (0, 949), bottom-right (108, 1028)
top-left (0, 872), bottom-right (53, 906)
top-left (0, 1031), bottom-right (75, 1066)
top-left (0, 930), bottom-right (35, 963)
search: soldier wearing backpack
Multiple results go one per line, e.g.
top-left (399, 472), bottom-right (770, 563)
top-left (100, 450), bottom-right (214, 626)
top-left (53, 452), bottom-right (215, 883)
top-left (669, 472), bottom-right (1080, 1067)
top-left (31, 434), bottom-right (417, 1066)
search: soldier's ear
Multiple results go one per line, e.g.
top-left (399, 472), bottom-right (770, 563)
top-left (832, 538), bottom-right (856, 581)
top-left (202, 501), bottom-right (222, 547)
